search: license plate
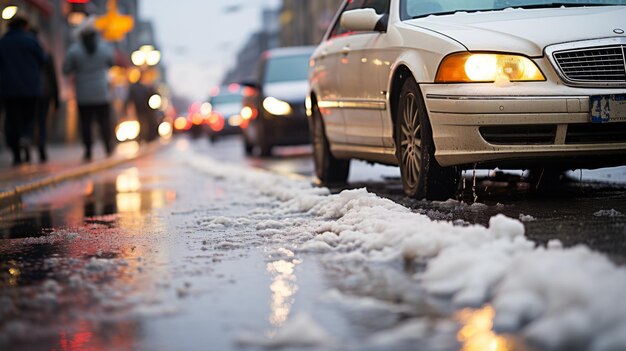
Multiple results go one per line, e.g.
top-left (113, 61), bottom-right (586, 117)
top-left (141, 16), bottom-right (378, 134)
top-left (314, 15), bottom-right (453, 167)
top-left (590, 94), bottom-right (626, 123)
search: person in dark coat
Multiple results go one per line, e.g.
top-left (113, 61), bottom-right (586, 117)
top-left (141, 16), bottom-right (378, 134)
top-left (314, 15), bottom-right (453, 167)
top-left (30, 29), bottom-right (59, 163)
top-left (36, 53), bottom-right (60, 162)
top-left (0, 15), bottom-right (45, 166)
top-left (63, 27), bottom-right (114, 161)
top-left (126, 72), bottom-right (158, 142)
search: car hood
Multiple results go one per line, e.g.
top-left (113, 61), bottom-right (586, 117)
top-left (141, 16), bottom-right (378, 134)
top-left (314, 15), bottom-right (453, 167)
top-left (405, 6), bottom-right (626, 57)
top-left (263, 80), bottom-right (308, 103)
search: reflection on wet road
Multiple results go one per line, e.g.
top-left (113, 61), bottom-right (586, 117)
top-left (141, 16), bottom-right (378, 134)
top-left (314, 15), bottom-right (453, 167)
top-left (0, 154), bottom-right (180, 350)
top-left (0, 167), bottom-right (175, 240)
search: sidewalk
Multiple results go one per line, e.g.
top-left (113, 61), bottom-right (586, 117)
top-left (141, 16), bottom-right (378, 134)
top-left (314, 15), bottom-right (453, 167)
top-left (0, 141), bottom-right (162, 205)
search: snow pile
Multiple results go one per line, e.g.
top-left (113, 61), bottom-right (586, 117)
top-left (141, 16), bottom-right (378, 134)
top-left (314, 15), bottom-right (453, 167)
top-left (235, 313), bottom-right (331, 348)
top-left (366, 318), bottom-right (457, 350)
top-left (189, 154), bottom-right (626, 350)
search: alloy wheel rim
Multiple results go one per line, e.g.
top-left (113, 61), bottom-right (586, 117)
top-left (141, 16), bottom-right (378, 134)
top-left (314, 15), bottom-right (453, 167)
top-left (400, 93), bottom-right (421, 189)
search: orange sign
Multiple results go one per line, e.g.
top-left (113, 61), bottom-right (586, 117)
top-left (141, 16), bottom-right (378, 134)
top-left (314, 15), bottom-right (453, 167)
top-left (94, 0), bottom-right (134, 41)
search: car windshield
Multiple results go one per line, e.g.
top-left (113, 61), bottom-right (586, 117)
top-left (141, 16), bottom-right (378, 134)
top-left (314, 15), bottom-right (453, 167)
top-left (210, 94), bottom-right (242, 106)
top-left (401, 0), bottom-right (626, 19)
top-left (264, 53), bottom-right (311, 84)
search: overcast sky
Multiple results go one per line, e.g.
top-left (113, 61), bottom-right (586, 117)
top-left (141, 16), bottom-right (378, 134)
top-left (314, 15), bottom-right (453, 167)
top-left (140, 0), bottom-right (280, 102)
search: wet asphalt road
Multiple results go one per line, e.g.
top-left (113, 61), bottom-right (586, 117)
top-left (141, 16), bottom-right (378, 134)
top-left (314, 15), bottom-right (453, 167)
top-left (0, 135), bottom-right (625, 351)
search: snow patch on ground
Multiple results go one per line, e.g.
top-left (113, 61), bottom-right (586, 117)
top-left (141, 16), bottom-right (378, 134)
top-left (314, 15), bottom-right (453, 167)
top-left (188, 153), bottom-right (626, 350)
top-left (22, 231), bottom-right (80, 245)
top-left (235, 313), bottom-right (331, 348)
top-left (323, 289), bottom-right (413, 314)
top-left (594, 209), bottom-right (625, 218)
top-left (519, 214), bottom-right (536, 222)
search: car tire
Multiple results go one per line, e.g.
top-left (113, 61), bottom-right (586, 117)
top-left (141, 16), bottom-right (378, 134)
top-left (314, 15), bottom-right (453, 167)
top-left (395, 78), bottom-right (458, 200)
top-left (311, 99), bottom-right (350, 183)
top-left (259, 142), bottom-right (272, 157)
top-left (244, 139), bottom-right (254, 156)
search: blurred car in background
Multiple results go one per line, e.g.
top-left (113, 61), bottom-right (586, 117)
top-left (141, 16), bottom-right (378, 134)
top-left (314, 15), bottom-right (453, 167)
top-left (241, 46), bottom-right (315, 156)
top-left (205, 84), bottom-right (245, 142)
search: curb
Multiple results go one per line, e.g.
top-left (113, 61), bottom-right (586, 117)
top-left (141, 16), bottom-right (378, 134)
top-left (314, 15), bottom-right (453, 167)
top-left (0, 141), bottom-right (164, 206)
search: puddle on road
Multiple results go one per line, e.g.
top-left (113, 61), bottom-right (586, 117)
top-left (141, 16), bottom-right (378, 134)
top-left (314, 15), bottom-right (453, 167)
top-left (0, 165), bottom-right (180, 350)
top-left (0, 166), bottom-right (176, 291)
top-left (0, 167), bottom-right (176, 240)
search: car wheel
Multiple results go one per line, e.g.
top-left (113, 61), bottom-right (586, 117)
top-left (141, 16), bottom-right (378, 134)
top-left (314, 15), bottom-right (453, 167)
top-left (259, 142), bottom-right (272, 157)
top-left (312, 100), bottom-right (350, 183)
top-left (395, 78), bottom-right (458, 200)
top-left (244, 139), bottom-right (253, 156)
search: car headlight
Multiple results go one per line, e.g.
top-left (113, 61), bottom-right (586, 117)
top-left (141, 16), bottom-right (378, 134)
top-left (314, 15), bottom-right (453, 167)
top-left (263, 97), bottom-right (292, 116)
top-left (435, 52), bottom-right (545, 83)
top-left (228, 115), bottom-right (243, 127)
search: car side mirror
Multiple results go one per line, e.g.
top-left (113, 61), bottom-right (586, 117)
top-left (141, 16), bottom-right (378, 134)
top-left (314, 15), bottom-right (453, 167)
top-left (340, 8), bottom-right (384, 32)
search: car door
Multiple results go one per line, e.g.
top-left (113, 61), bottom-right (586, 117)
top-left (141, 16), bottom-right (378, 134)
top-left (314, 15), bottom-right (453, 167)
top-left (313, 0), bottom-right (366, 145)
top-left (334, 0), bottom-right (390, 147)
top-left (312, 37), bottom-right (347, 144)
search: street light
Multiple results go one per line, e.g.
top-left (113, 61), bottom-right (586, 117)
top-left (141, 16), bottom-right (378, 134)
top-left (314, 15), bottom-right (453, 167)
top-left (131, 45), bottom-right (161, 67)
top-left (2, 6), bottom-right (17, 20)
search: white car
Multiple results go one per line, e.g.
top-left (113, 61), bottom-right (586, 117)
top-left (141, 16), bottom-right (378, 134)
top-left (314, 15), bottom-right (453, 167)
top-left (308, 0), bottom-right (626, 200)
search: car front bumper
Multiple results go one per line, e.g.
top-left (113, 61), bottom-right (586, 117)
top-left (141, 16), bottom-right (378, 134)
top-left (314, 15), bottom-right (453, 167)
top-left (421, 81), bottom-right (626, 169)
top-left (260, 103), bottom-right (310, 146)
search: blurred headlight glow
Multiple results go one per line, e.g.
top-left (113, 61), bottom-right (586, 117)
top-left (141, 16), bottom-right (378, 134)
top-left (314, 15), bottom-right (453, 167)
top-left (158, 121), bottom-right (173, 139)
top-left (2, 6), bottom-right (18, 20)
top-left (240, 106), bottom-right (256, 120)
top-left (148, 94), bottom-right (162, 110)
top-left (191, 113), bottom-right (204, 125)
top-left (116, 121), bottom-right (141, 142)
top-left (174, 116), bottom-right (189, 131)
top-left (200, 102), bottom-right (212, 116)
top-left (228, 115), bottom-right (243, 127)
top-left (210, 116), bottom-right (225, 132)
top-left (263, 97), bottom-right (292, 116)
top-left (146, 50), bottom-right (161, 66)
top-left (131, 51), bottom-right (146, 66)
top-left (436, 52), bottom-right (545, 83)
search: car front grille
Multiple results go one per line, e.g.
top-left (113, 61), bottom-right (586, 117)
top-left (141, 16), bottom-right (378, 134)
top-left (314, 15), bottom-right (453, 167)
top-left (480, 125), bottom-right (557, 145)
top-left (479, 123), bottom-right (626, 146)
top-left (565, 122), bottom-right (626, 144)
top-left (553, 45), bottom-right (626, 84)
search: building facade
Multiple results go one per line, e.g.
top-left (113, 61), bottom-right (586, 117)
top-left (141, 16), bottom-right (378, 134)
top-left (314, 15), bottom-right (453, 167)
top-left (221, 7), bottom-right (280, 86)
top-left (279, 0), bottom-right (341, 47)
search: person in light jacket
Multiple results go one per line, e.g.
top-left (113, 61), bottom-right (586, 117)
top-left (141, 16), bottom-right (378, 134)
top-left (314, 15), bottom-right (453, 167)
top-left (63, 27), bottom-right (114, 161)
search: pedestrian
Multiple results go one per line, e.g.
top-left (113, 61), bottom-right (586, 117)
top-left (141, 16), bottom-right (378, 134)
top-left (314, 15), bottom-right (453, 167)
top-left (31, 28), bottom-right (60, 163)
top-left (126, 71), bottom-right (158, 142)
top-left (63, 26), bottom-right (114, 161)
top-left (0, 15), bottom-right (45, 166)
